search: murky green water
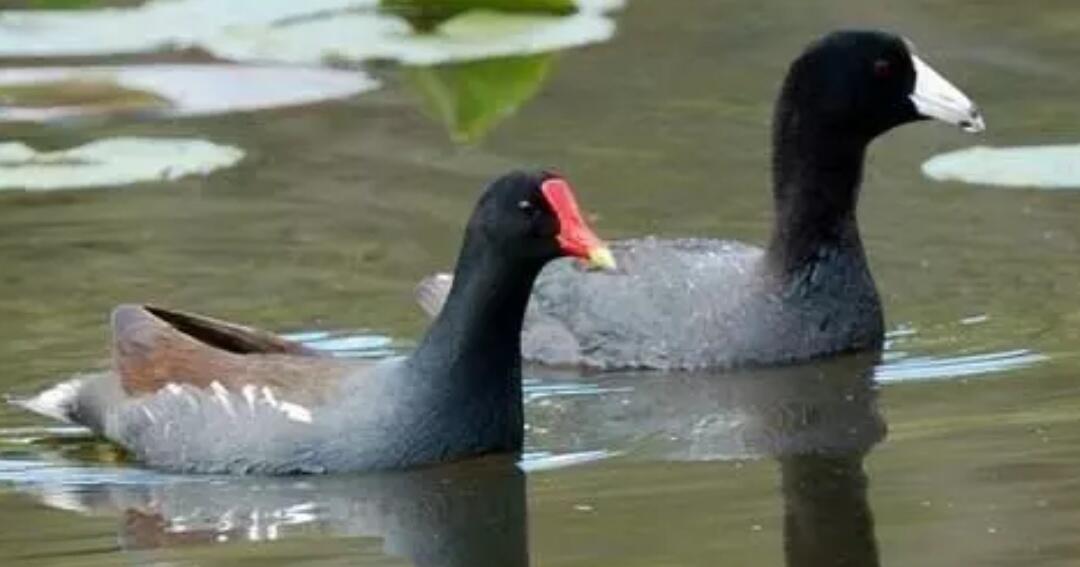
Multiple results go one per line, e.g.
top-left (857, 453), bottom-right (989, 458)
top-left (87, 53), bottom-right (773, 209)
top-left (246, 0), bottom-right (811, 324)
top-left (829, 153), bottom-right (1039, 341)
top-left (2, 0), bottom-right (1080, 565)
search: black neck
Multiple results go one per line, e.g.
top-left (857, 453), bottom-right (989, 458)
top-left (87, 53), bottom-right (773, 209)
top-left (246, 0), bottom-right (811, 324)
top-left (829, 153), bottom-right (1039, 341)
top-left (766, 101), bottom-right (870, 275)
top-left (411, 233), bottom-right (543, 390)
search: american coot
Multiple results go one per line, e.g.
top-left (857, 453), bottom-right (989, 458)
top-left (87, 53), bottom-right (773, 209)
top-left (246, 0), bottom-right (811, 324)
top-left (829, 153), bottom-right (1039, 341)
top-left (416, 30), bottom-right (986, 370)
top-left (10, 171), bottom-right (615, 474)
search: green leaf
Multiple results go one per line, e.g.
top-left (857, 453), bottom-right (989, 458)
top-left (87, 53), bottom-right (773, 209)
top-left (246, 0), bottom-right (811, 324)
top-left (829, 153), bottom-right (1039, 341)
top-left (382, 0), bottom-right (575, 31)
top-left (406, 53), bottom-right (555, 144)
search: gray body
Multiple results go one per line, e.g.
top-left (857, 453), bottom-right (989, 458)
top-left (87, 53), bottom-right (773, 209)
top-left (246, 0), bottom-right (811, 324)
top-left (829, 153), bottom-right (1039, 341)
top-left (26, 355), bottom-right (521, 475)
top-left (420, 237), bottom-right (883, 370)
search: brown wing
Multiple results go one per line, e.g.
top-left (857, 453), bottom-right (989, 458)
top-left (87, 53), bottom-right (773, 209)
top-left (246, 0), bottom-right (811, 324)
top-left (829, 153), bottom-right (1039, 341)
top-left (111, 305), bottom-right (359, 403)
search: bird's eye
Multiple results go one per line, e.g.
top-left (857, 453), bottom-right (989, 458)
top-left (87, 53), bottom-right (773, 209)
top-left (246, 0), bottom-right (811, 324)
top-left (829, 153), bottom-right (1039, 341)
top-left (518, 199), bottom-right (535, 213)
top-left (873, 59), bottom-right (893, 79)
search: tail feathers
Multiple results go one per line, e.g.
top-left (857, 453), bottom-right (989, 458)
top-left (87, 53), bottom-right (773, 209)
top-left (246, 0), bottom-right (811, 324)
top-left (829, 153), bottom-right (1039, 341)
top-left (6, 377), bottom-right (84, 424)
top-left (414, 273), bottom-right (453, 318)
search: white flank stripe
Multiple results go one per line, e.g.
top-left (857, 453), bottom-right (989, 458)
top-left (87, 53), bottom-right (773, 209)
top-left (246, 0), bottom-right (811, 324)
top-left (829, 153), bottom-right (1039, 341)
top-left (210, 381), bottom-right (235, 417)
top-left (261, 386), bottom-right (279, 408)
top-left (241, 384), bottom-right (258, 410)
top-left (277, 401), bottom-right (313, 424)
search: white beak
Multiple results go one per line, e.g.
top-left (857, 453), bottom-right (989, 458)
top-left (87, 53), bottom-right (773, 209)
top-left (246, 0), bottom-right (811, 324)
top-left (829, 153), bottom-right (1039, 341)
top-left (909, 54), bottom-right (985, 133)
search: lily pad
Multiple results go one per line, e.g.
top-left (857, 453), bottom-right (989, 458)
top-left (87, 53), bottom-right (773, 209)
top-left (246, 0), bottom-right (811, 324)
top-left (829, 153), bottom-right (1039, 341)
top-left (0, 0), bottom-right (620, 64)
top-left (0, 0), bottom-right (620, 143)
top-left (382, 0), bottom-right (576, 31)
top-left (0, 0), bottom-right (370, 58)
top-left (0, 137), bottom-right (244, 192)
top-left (0, 65), bottom-right (378, 122)
top-left (207, 2), bottom-right (619, 66)
top-left (407, 53), bottom-right (553, 142)
top-left (922, 144), bottom-right (1080, 189)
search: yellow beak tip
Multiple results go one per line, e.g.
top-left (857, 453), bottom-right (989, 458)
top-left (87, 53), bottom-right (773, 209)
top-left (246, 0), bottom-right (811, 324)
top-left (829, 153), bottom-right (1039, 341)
top-left (586, 247), bottom-right (617, 271)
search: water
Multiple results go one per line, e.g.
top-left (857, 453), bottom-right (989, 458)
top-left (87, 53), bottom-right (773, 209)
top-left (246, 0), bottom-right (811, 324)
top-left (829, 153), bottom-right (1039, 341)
top-left (2, 0), bottom-right (1080, 565)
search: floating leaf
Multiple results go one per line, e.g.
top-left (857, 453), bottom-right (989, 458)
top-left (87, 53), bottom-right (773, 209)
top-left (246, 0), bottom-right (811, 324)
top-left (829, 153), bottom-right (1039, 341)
top-left (0, 0), bottom-right (619, 144)
top-left (407, 53), bottom-right (553, 143)
top-left (382, 0), bottom-right (575, 31)
top-left (0, 0), bottom-right (621, 63)
top-left (922, 144), bottom-right (1080, 189)
top-left (207, 5), bottom-right (617, 66)
top-left (0, 0), bottom-right (372, 58)
top-left (0, 137), bottom-right (244, 192)
top-left (0, 65), bottom-right (378, 122)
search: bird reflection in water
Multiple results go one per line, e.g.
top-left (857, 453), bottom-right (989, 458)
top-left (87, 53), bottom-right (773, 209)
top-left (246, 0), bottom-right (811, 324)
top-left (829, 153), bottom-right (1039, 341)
top-left (14, 455), bottom-right (527, 567)
top-left (529, 351), bottom-right (885, 567)
top-left (10, 352), bottom-right (884, 566)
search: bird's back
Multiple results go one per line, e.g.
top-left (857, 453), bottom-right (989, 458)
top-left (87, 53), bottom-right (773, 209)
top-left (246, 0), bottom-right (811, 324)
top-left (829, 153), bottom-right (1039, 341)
top-left (523, 237), bottom-right (883, 370)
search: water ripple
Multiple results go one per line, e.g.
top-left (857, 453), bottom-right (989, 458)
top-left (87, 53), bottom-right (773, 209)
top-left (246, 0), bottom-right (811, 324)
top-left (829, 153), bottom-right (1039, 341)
top-left (875, 349), bottom-right (1049, 384)
top-left (522, 378), bottom-right (632, 402)
top-left (282, 329), bottom-right (401, 358)
top-left (879, 317), bottom-right (1049, 384)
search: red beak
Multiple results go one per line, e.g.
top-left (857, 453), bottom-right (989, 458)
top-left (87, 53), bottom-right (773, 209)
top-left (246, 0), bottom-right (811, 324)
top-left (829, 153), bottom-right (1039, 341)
top-left (540, 178), bottom-right (616, 270)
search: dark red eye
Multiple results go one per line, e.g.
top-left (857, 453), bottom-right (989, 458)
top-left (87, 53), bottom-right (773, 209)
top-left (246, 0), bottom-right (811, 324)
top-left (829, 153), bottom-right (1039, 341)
top-left (873, 59), bottom-right (893, 79)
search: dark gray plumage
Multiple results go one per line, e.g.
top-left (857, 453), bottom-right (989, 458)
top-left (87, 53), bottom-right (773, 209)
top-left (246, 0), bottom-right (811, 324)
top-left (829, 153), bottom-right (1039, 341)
top-left (417, 30), bottom-right (984, 371)
top-left (10, 171), bottom-right (613, 474)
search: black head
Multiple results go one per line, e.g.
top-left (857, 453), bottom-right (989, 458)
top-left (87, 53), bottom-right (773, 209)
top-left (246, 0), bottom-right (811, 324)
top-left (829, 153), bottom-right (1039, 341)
top-left (782, 30), bottom-right (983, 138)
top-left (464, 170), bottom-right (614, 270)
